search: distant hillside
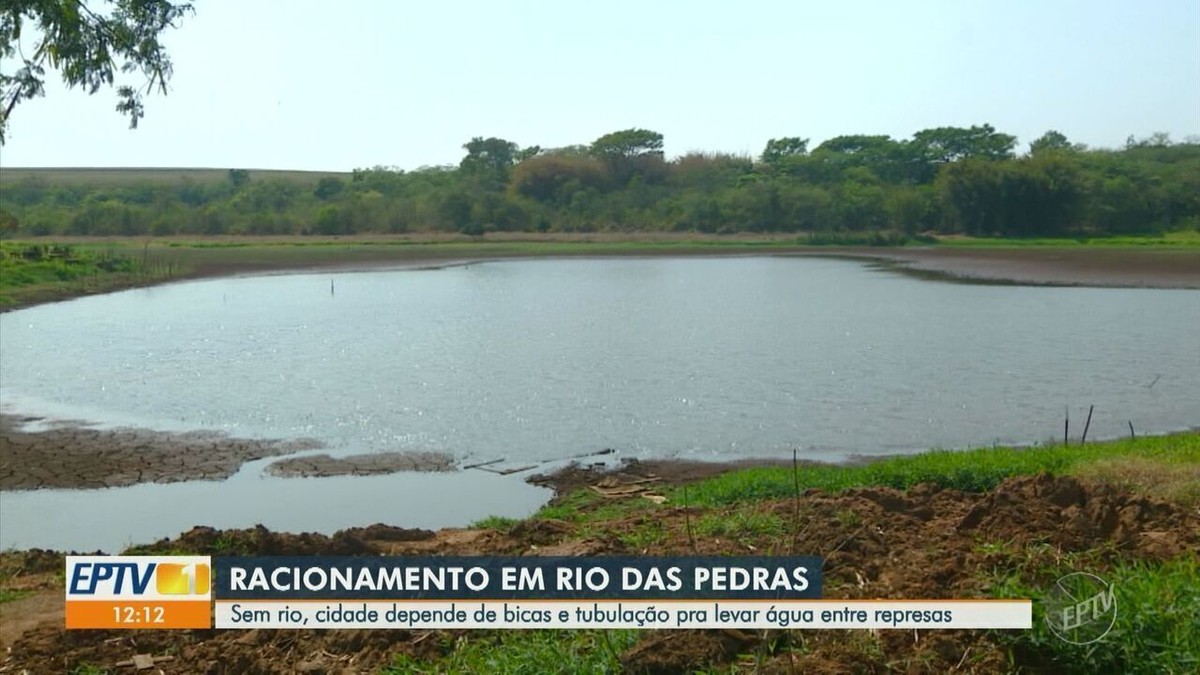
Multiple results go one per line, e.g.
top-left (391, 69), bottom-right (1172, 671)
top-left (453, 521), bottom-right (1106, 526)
top-left (0, 167), bottom-right (350, 186)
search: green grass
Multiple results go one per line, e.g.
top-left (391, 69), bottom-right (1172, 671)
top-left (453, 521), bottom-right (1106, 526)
top-left (471, 515), bottom-right (522, 531)
top-left (0, 241), bottom-right (173, 308)
top-left (382, 629), bottom-right (639, 674)
top-left (0, 588), bottom-right (32, 603)
top-left (695, 508), bottom-right (787, 541)
top-left (678, 433), bottom-right (1200, 508)
top-left (989, 556), bottom-right (1199, 674)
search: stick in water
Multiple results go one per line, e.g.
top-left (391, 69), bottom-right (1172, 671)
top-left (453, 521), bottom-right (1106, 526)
top-left (1128, 421), bottom-right (1135, 439)
top-left (1064, 407), bottom-right (1069, 447)
top-left (792, 449), bottom-right (801, 555)
top-left (1081, 404), bottom-right (1094, 444)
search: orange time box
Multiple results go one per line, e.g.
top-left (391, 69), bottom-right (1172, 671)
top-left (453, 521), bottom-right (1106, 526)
top-left (66, 600), bottom-right (211, 629)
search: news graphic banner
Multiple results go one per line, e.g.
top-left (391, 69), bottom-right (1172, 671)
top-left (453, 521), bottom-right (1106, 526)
top-left (65, 556), bottom-right (212, 629)
top-left (65, 555), bottom-right (1032, 630)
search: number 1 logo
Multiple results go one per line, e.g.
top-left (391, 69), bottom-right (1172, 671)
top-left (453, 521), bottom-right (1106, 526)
top-left (156, 562), bottom-right (211, 596)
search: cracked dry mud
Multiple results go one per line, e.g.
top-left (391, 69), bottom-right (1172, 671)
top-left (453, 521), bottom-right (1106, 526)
top-left (0, 414), bottom-right (323, 490)
top-left (264, 451), bottom-right (457, 477)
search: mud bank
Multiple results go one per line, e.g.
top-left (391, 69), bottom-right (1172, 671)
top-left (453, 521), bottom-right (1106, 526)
top-left (0, 415), bottom-right (791, 491)
top-left (3, 240), bottom-right (1198, 315)
top-left (838, 246), bottom-right (1200, 288)
top-left (0, 414), bottom-right (322, 490)
top-left (265, 451), bottom-right (457, 477)
top-left (1, 472), bottom-right (1195, 672)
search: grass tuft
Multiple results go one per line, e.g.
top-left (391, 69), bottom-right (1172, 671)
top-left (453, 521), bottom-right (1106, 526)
top-left (382, 630), bottom-right (639, 674)
top-left (677, 434), bottom-right (1199, 507)
top-left (990, 556), bottom-right (1199, 674)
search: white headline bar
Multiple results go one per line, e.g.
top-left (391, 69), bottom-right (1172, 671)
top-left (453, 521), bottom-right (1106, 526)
top-left (216, 599), bottom-right (1031, 630)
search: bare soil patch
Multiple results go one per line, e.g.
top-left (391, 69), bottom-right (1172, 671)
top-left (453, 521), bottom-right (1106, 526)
top-left (264, 451), bottom-right (456, 477)
top-left (528, 457), bottom-right (793, 497)
top-left (0, 414), bottom-right (321, 490)
top-left (1, 473), bottom-right (1194, 673)
top-left (833, 246), bottom-right (1200, 288)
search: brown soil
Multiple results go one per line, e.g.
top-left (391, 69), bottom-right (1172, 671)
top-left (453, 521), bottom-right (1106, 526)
top-left (1, 472), bottom-right (1195, 673)
top-left (528, 457), bottom-right (794, 496)
top-left (839, 246), bottom-right (1200, 289)
top-left (1, 413), bottom-right (787, 489)
top-left (0, 414), bottom-right (322, 490)
top-left (264, 451), bottom-right (456, 478)
top-left (131, 243), bottom-right (1200, 290)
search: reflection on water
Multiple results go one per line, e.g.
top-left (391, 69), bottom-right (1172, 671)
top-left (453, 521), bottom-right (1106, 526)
top-left (0, 455), bottom-right (551, 552)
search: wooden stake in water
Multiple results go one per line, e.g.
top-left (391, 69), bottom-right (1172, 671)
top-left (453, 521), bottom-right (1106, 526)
top-left (1081, 404), bottom-right (1094, 444)
top-left (1064, 407), bottom-right (1069, 447)
top-left (330, 279), bottom-right (335, 296)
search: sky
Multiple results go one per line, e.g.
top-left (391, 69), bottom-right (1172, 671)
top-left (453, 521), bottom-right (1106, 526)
top-left (1, 0), bottom-right (1198, 171)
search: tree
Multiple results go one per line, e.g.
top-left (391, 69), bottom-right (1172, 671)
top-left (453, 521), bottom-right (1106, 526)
top-left (459, 136), bottom-right (520, 178)
top-left (509, 151), bottom-right (606, 204)
top-left (760, 137), bottom-right (809, 166)
top-left (911, 124), bottom-right (1016, 164)
top-left (1029, 130), bottom-right (1072, 155)
top-left (590, 128), bottom-right (664, 160)
top-left (590, 128), bottom-right (665, 186)
top-left (1, 0), bottom-right (193, 142)
top-left (313, 176), bottom-right (345, 201)
top-left (227, 169), bottom-right (250, 190)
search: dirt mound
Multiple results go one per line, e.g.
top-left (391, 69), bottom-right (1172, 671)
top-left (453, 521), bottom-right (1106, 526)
top-left (7, 623), bottom-right (442, 674)
top-left (621, 629), bottom-right (759, 673)
top-left (2, 473), bottom-right (1196, 673)
top-left (956, 474), bottom-right (1196, 557)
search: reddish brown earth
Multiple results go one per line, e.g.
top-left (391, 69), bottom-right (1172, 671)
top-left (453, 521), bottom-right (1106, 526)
top-left (1, 472), bottom-right (1195, 674)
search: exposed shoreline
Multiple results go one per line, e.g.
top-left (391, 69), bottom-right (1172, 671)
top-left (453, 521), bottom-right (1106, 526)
top-left (2, 240), bottom-right (1198, 314)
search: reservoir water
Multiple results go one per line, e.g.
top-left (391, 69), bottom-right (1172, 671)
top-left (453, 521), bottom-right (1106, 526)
top-left (2, 256), bottom-right (1198, 550)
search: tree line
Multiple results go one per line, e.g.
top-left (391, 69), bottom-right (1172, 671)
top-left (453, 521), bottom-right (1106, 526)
top-left (1, 126), bottom-right (1197, 240)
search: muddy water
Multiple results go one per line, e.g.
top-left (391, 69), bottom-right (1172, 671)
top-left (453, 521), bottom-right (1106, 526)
top-left (0, 454), bottom-right (552, 552)
top-left (2, 257), bottom-right (1198, 549)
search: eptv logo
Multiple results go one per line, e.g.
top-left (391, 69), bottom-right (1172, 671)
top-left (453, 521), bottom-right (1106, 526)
top-left (65, 556), bottom-right (212, 629)
top-left (69, 559), bottom-right (210, 596)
